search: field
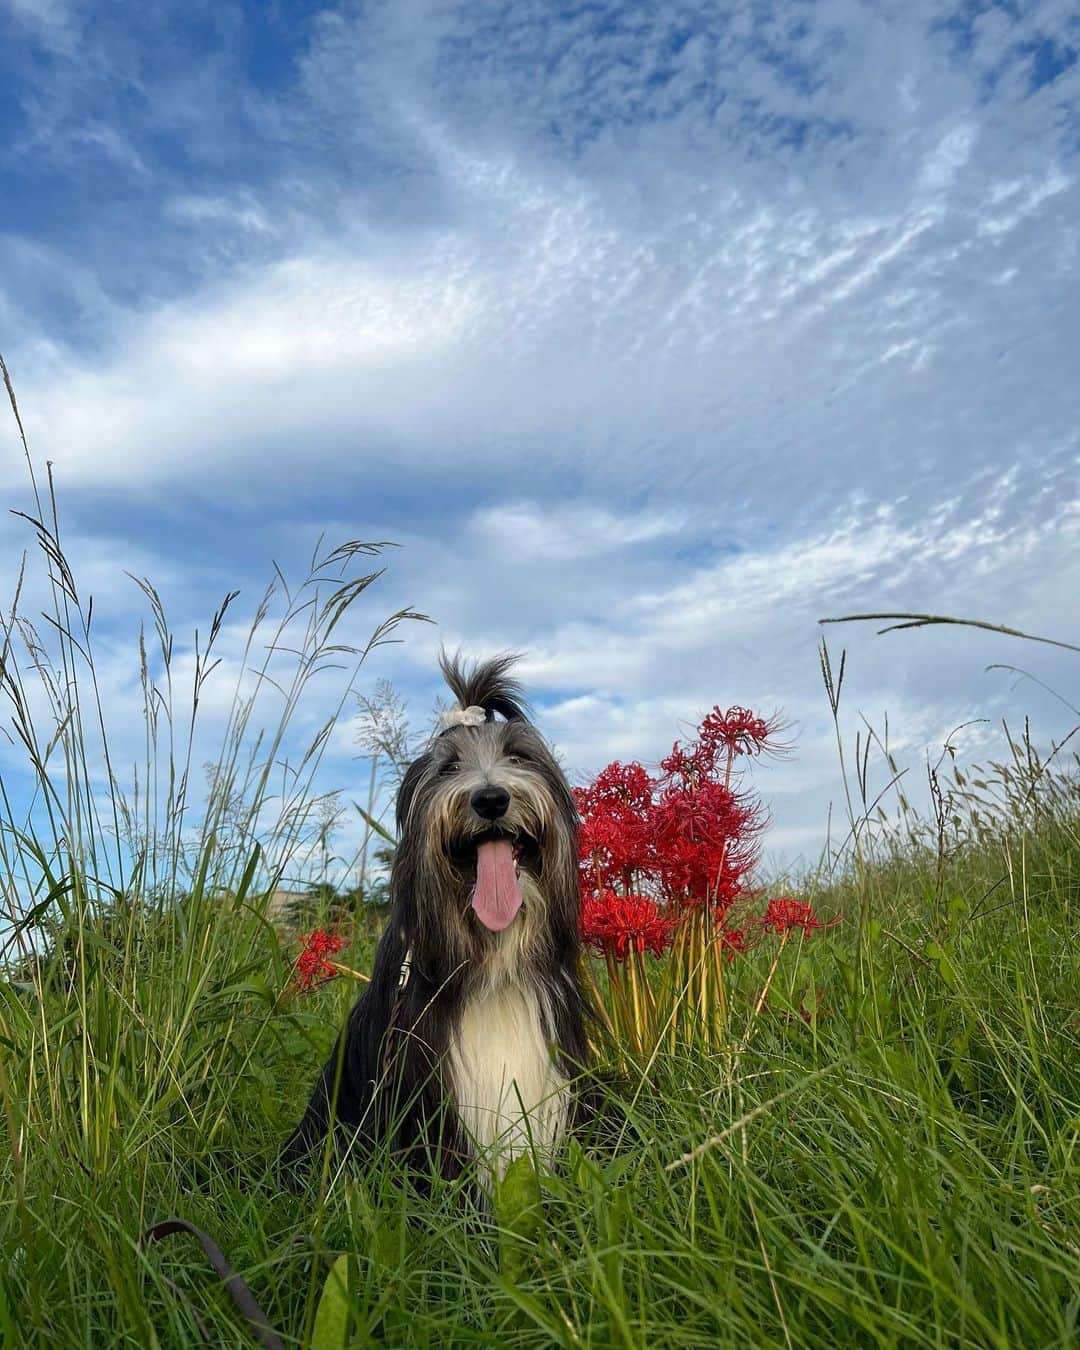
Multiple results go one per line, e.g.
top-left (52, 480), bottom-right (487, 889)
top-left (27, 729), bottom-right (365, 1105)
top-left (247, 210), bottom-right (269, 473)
top-left (2, 725), bottom-right (1079, 1347)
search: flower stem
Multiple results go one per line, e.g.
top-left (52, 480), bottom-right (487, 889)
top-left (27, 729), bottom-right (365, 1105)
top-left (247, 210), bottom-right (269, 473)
top-left (604, 945), bottom-right (634, 1043)
top-left (752, 933), bottom-right (789, 1021)
top-left (328, 960), bottom-right (370, 983)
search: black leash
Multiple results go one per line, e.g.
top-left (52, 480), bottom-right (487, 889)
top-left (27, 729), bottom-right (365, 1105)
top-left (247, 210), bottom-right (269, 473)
top-left (141, 1218), bottom-right (286, 1350)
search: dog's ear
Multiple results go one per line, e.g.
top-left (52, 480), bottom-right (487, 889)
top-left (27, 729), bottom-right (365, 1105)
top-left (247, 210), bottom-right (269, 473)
top-left (438, 649), bottom-right (530, 723)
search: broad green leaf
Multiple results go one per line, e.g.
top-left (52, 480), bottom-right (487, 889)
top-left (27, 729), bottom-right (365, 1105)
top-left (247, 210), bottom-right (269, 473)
top-left (925, 940), bottom-right (958, 989)
top-left (495, 1154), bottom-right (543, 1284)
top-left (311, 1253), bottom-right (352, 1350)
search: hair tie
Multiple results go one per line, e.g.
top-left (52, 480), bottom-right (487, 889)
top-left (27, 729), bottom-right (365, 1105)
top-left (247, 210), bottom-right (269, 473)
top-left (438, 704), bottom-right (488, 730)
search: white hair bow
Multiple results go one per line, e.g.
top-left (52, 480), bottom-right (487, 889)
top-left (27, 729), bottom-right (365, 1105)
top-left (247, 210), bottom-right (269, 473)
top-left (438, 704), bottom-right (488, 730)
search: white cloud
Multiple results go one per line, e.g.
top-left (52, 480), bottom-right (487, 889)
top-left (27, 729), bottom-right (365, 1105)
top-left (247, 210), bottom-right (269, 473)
top-left (9, 130), bottom-right (1075, 526)
top-left (467, 502), bottom-right (686, 560)
top-left (2, 0), bottom-right (73, 29)
top-left (165, 193), bottom-right (277, 236)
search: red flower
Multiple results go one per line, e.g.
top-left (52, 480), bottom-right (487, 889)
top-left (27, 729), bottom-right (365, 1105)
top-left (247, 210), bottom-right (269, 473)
top-left (581, 890), bottom-right (675, 962)
top-left (650, 780), bottom-right (760, 910)
top-left (700, 706), bottom-right (785, 761)
top-left (575, 705), bottom-right (787, 932)
top-left (719, 926), bottom-right (748, 959)
top-left (574, 760), bottom-right (654, 812)
top-left (574, 761), bottom-right (657, 894)
top-left (294, 928), bottom-right (346, 992)
top-left (760, 898), bottom-right (824, 936)
top-left (659, 741), bottom-right (699, 779)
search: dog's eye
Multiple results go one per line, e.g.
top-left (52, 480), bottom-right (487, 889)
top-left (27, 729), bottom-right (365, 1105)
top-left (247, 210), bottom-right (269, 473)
top-left (507, 754), bottom-right (529, 766)
top-left (440, 760), bottom-right (460, 776)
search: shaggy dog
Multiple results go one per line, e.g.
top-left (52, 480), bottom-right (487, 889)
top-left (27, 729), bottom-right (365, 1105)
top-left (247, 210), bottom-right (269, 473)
top-left (279, 653), bottom-right (592, 1186)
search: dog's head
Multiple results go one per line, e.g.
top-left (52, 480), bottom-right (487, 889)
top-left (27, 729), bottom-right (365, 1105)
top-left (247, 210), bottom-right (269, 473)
top-left (392, 653), bottom-right (579, 958)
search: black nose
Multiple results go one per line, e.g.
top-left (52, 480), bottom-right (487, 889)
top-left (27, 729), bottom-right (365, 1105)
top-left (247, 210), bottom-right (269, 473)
top-left (471, 784), bottom-right (510, 820)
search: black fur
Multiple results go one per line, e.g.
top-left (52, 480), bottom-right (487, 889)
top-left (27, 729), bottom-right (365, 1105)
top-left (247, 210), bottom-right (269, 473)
top-left (278, 652), bottom-right (593, 1186)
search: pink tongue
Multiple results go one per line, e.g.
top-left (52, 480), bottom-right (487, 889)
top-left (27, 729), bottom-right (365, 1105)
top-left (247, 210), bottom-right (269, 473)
top-left (472, 839), bottom-right (522, 932)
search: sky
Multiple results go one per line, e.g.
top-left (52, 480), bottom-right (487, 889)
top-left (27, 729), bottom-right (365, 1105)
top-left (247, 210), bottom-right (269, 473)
top-left (0, 0), bottom-right (1077, 883)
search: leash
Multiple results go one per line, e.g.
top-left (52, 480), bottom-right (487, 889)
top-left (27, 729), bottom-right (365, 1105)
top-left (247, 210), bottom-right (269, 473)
top-left (141, 1218), bottom-right (286, 1350)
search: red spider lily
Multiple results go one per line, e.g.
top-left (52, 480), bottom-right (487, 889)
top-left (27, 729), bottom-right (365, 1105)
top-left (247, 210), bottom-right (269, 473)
top-left (574, 704), bottom-right (819, 1054)
top-left (760, 897), bottom-right (832, 935)
top-left (660, 707), bottom-right (786, 783)
top-left (575, 760), bottom-right (655, 812)
top-left (650, 779), bottom-right (761, 910)
top-left (700, 706), bottom-right (787, 762)
top-left (294, 928), bottom-right (346, 992)
top-left (581, 890), bottom-right (675, 961)
top-left (658, 742), bottom-right (696, 779)
top-left (574, 760), bottom-right (657, 893)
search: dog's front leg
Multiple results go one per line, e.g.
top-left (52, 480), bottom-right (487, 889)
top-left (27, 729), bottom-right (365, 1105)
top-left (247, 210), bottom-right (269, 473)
top-left (276, 981), bottom-right (388, 1186)
top-left (276, 1046), bottom-right (343, 1184)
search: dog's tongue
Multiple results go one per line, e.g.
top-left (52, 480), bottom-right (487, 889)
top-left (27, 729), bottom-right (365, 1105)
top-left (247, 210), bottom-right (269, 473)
top-left (472, 839), bottom-right (522, 932)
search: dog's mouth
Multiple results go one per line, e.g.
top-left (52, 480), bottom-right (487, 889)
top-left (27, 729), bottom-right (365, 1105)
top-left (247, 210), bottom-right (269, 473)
top-left (450, 829), bottom-right (539, 933)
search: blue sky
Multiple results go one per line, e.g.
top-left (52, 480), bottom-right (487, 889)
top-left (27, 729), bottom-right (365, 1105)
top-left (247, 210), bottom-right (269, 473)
top-left (1, 0), bottom-right (1078, 876)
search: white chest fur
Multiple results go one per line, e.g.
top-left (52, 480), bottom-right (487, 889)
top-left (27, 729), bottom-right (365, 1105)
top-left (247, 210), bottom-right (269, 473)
top-left (447, 983), bottom-right (569, 1176)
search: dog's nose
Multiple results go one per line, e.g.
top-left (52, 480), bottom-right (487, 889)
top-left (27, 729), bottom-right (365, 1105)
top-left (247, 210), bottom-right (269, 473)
top-left (471, 784), bottom-right (511, 820)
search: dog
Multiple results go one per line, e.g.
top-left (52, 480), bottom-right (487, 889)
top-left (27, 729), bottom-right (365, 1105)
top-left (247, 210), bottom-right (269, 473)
top-left (278, 652), bottom-right (593, 1188)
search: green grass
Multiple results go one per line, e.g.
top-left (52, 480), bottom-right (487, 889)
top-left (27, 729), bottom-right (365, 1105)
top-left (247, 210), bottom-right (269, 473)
top-left (2, 796), bottom-right (1078, 1347)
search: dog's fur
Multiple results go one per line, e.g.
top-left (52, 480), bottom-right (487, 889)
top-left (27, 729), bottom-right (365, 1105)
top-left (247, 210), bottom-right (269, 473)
top-left (279, 653), bottom-right (592, 1186)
